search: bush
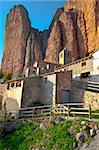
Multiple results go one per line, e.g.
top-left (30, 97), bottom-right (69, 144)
top-left (0, 71), bottom-right (3, 79)
top-left (0, 71), bottom-right (12, 81)
top-left (4, 73), bottom-right (12, 80)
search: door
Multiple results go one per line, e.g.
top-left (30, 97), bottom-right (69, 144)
top-left (62, 90), bottom-right (69, 103)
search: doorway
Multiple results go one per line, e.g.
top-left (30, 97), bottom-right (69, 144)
top-left (62, 90), bottom-right (70, 103)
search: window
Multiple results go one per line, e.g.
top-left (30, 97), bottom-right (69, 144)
top-left (11, 82), bottom-right (14, 87)
top-left (81, 62), bottom-right (86, 66)
top-left (80, 72), bottom-right (90, 78)
top-left (86, 53), bottom-right (89, 57)
top-left (46, 64), bottom-right (50, 70)
top-left (33, 71), bottom-right (36, 74)
top-left (7, 83), bottom-right (10, 90)
top-left (16, 81), bottom-right (21, 87)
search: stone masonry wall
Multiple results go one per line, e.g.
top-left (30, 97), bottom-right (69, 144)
top-left (40, 74), bottom-right (56, 105)
top-left (3, 81), bottom-right (24, 114)
top-left (56, 71), bottom-right (71, 104)
top-left (0, 84), bottom-right (7, 109)
top-left (84, 91), bottom-right (99, 110)
top-left (56, 57), bottom-right (93, 78)
top-left (21, 77), bottom-right (41, 107)
top-left (71, 79), bottom-right (99, 110)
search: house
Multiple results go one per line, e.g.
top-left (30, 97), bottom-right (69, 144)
top-left (57, 49), bottom-right (99, 82)
top-left (56, 49), bottom-right (99, 110)
top-left (24, 60), bottom-right (62, 77)
top-left (2, 71), bottom-right (72, 115)
top-left (40, 71), bottom-right (71, 106)
top-left (59, 47), bottom-right (71, 65)
top-left (1, 49), bottom-right (99, 114)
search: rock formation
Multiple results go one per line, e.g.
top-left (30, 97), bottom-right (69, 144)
top-left (45, 20), bottom-right (62, 63)
top-left (1, 5), bottom-right (49, 77)
top-left (1, 5), bottom-right (31, 77)
top-left (1, 0), bottom-right (99, 77)
top-left (64, 0), bottom-right (99, 54)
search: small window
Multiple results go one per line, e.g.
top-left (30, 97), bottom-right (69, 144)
top-left (16, 82), bottom-right (21, 87)
top-left (11, 82), bottom-right (14, 87)
top-left (60, 53), bottom-right (63, 57)
top-left (81, 62), bottom-right (86, 66)
top-left (86, 53), bottom-right (89, 57)
top-left (42, 67), bottom-right (45, 70)
top-left (7, 83), bottom-right (10, 90)
top-left (80, 72), bottom-right (90, 78)
top-left (33, 71), bottom-right (36, 74)
top-left (46, 64), bottom-right (50, 70)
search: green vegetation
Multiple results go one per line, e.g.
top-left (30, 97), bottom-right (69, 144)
top-left (0, 71), bottom-right (3, 79)
top-left (0, 70), bottom-right (12, 80)
top-left (0, 119), bottom-right (84, 150)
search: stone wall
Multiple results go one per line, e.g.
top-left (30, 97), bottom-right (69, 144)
top-left (70, 87), bottom-right (85, 103)
top-left (0, 95), bottom-right (3, 109)
top-left (21, 77), bottom-right (41, 107)
top-left (84, 91), bottom-right (99, 110)
top-left (56, 71), bottom-right (71, 104)
top-left (0, 84), bottom-right (7, 95)
top-left (3, 80), bottom-right (24, 114)
top-left (70, 79), bottom-right (86, 103)
top-left (71, 79), bottom-right (99, 110)
top-left (55, 57), bottom-right (93, 79)
top-left (40, 74), bottom-right (56, 105)
top-left (0, 84), bottom-right (7, 109)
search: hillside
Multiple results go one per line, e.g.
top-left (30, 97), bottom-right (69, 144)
top-left (0, 119), bottom-right (81, 150)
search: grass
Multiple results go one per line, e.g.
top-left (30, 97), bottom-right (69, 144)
top-left (0, 119), bottom-right (85, 150)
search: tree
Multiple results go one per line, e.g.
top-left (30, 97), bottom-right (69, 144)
top-left (0, 70), bottom-right (12, 81)
top-left (4, 73), bottom-right (12, 80)
top-left (0, 70), bottom-right (3, 79)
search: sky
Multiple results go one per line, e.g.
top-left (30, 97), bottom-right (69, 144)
top-left (0, 0), bottom-right (65, 65)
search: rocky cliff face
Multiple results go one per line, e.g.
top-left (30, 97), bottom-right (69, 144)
top-left (46, 0), bottom-right (99, 62)
top-left (64, 0), bottom-right (99, 54)
top-left (1, 5), bottom-right (49, 77)
top-left (2, 5), bottom-right (31, 77)
top-left (1, 0), bottom-right (99, 77)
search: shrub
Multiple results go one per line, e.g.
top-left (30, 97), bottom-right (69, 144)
top-left (4, 72), bottom-right (12, 80)
top-left (0, 71), bottom-right (3, 79)
top-left (0, 71), bottom-right (12, 81)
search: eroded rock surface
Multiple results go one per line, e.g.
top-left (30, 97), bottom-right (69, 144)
top-left (2, 5), bottom-right (31, 77)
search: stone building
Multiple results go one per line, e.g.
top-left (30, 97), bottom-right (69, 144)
top-left (57, 49), bottom-right (99, 110)
top-left (0, 84), bottom-right (7, 109)
top-left (59, 47), bottom-right (71, 65)
top-left (57, 49), bottom-right (99, 82)
top-left (2, 71), bottom-right (71, 115)
top-left (40, 71), bottom-right (71, 106)
top-left (1, 49), bottom-right (99, 113)
top-left (24, 60), bottom-right (62, 77)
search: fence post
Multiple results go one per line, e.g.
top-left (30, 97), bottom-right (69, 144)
top-left (89, 104), bottom-right (91, 119)
top-left (67, 105), bottom-right (70, 118)
top-left (32, 108), bottom-right (34, 117)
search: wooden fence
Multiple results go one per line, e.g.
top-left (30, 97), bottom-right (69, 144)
top-left (53, 103), bottom-right (91, 119)
top-left (19, 103), bottom-right (93, 119)
top-left (19, 105), bottom-right (51, 117)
